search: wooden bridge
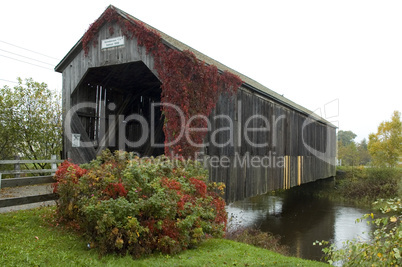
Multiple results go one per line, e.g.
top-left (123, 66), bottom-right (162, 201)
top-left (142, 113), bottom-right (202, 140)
top-left (55, 5), bottom-right (336, 202)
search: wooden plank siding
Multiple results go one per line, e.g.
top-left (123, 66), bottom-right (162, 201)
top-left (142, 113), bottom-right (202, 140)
top-left (204, 88), bottom-right (336, 202)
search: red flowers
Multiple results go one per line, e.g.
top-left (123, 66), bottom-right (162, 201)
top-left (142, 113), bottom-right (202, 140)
top-left (161, 177), bottom-right (181, 191)
top-left (103, 182), bottom-right (128, 199)
top-left (189, 177), bottom-right (207, 197)
top-left (53, 160), bottom-right (86, 193)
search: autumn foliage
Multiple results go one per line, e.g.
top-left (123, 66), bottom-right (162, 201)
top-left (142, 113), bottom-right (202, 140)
top-left (82, 6), bottom-right (243, 158)
top-left (368, 111), bottom-right (402, 168)
top-left (52, 150), bottom-right (227, 256)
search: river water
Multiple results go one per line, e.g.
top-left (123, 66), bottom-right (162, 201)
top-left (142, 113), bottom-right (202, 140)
top-left (226, 179), bottom-right (373, 261)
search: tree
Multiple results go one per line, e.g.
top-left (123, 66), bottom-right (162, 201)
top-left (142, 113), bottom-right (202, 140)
top-left (337, 130), bottom-right (358, 166)
top-left (0, 94), bottom-right (15, 160)
top-left (0, 78), bottom-right (62, 168)
top-left (338, 141), bottom-right (359, 166)
top-left (368, 111), bottom-right (402, 167)
top-left (338, 138), bottom-right (371, 166)
top-left (337, 130), bottom-right (357, 146)
top-left (357, 138), bottom-right (371, 165)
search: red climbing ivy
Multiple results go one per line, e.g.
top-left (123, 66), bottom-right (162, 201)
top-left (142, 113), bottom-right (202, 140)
top-left (82, 7), bottom-right (243, 158)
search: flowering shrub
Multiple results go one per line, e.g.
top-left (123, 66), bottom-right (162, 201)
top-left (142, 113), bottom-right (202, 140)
top-left (52, 160), bottom-right (87, 220)
top-left (53, 150), bottom-right (227, 256)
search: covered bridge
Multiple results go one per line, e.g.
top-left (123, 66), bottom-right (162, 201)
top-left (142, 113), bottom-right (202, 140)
top-left (55, 5), bottom-right (336, 202)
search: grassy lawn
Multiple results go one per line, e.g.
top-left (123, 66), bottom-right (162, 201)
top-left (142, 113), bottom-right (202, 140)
top-left (0, 207), bottom-right (328, 266)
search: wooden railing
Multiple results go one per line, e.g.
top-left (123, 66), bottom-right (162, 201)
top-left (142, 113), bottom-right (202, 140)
top-left (0, 156), bottom-right (63, 208)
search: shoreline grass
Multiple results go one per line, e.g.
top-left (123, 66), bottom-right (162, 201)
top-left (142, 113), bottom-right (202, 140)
top-left (273, 167), bottom-right (402, 208)
top-left (0, 206), bottom-right (327, 266)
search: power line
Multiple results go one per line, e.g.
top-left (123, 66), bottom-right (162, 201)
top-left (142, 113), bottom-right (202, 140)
top-left (0, 54), bottom-right (53, 70)
top-left (0, 78), bottom-right (19, 84)
top-left (0, 48), bottom-right (54, 66)
top-left (0, 40), bottom-right (59, 61)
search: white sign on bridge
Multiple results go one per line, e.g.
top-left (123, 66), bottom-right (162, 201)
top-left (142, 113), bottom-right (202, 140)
top-left (101, 36), bottom-right (125, 49)
top-left (72, 133), bottom-right (81, 147)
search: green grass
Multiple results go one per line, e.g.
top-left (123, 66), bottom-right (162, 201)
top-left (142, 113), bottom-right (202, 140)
top-left (0, 207), bottom-right (327, 266)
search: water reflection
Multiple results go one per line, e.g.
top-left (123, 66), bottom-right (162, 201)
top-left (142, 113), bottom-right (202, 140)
top-left (333, 206), bottom-right (371, 249)
top-left (226, 187), bottom-right (372, 261)
top-left (227, 196), bottom-right (283, 229)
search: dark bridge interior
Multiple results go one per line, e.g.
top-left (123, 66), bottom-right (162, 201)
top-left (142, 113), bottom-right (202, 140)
top-left (71, 61), bottom-right (165, 157)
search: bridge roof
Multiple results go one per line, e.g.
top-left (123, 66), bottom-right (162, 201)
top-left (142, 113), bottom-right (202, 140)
top-left (55, 5), bottom-right (335, 127)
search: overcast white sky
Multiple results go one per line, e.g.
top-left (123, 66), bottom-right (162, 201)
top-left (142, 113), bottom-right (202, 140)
top-left (0, 0), bottom-right (401, 142)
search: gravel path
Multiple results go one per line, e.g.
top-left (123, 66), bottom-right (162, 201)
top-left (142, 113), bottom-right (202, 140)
top-left (0, 184), bottom-right (56, 213)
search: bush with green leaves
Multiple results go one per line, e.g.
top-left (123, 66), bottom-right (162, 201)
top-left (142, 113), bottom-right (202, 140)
top-left (336, 167), bottom-right (401, 202)
top-left (315, 198), bottom-right (402, 266)
top-left (53, 150), bottom-right (227, 256)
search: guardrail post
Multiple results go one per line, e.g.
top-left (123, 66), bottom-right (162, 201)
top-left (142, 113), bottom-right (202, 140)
top-left (0, 173), bottom-right (2, 189)
top-left (15, 155), bottom-right (21, 178)
top-left (51, 155), bottom-right (57, 176)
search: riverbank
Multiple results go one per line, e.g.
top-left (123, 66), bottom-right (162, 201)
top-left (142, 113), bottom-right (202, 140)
top-left (225, 167), bottom-right (401, 261)
top-left (335, 166), bottom-right (401, 203)
top-left (0, 206), bottom-right (327, 266)
top-left (227, 166), bottom-right (401, 263)
top-left (278, 166), bottom-right (402, 208)
top-left (227, 187), bottom-right (374, 261)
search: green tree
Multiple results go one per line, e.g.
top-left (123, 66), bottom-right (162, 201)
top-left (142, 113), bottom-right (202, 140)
top-left (0, 78), bottom-right (62, 168)
top-left (0, 94), bottom-right (15, 160)
top-left (338, 130), bottom-right (357, 146)
top-left (357, 138), bottom-right (371, 165)
top-left (338, 141), bottom-right (359, 166)
top-left (337, 130), bottom-right (359, 166)
top-left (368, 111), bottom-right (402, 167)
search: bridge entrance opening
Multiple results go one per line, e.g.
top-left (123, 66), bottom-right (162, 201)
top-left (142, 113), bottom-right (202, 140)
top-left (71, 61), bottom-right (165, 157)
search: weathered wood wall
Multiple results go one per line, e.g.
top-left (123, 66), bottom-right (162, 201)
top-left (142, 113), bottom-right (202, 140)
top-left (205, 89), bottom-right (336, 202)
